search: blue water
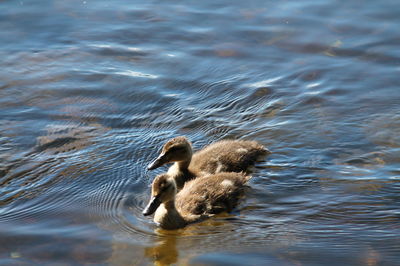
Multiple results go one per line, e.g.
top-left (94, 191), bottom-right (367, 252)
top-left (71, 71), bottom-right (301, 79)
top-left (1, 0), bottom-right (400, 265)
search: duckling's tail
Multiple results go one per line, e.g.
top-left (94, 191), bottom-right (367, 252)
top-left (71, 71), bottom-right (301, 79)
top-left (244, 175), bottom-right (252, 182)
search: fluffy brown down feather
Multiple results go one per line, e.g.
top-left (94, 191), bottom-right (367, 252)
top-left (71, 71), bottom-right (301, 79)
top-left (176, 172), bottom-right (250, 216)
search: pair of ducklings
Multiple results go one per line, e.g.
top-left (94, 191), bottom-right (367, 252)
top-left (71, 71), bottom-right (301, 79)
top-left (143, 136), bottom-right (269, 230)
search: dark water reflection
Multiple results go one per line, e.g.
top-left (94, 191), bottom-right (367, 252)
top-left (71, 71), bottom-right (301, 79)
top-left (1, 0), bottom-right (400, 265)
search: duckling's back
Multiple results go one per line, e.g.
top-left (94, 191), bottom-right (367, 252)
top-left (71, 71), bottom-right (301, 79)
top-left (175, 172), bottom-right (251, 218)
top-left (190, 140), bottom-right (269, 175)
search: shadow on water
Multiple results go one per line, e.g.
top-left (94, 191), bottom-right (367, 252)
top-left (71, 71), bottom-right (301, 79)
top-left (0, 123), bottom-right (107, 206)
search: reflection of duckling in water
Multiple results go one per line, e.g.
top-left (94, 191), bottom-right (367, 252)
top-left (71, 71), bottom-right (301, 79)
top-left (147, 136), bottom-right (269, 190)
top-left (144, 235), bottom-right (179, 266)
top-left (142, 172), bottom-right (251, 230)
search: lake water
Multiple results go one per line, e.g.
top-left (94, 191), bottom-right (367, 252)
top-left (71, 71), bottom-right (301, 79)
top-left (1, 0), bottom-right (400, 265)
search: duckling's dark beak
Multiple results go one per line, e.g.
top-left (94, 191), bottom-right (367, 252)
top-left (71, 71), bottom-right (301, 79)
top-left (147, 153), bottom-right (166, 170)
top-left (142, 195), bottom-right (161, 216)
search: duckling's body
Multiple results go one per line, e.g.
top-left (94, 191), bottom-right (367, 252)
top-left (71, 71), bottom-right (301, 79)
top-left (143, 172), bottom-right (251, 230)
top-left (190, 139), bottom-right (268, 174)
top-left (147, 136), bottom-right (268, 190)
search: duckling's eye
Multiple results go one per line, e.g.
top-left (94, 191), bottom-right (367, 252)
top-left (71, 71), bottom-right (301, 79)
top-left (160, 184), bottom-right (171, 193)
top-left (169, 146), bottom-right (185, 153)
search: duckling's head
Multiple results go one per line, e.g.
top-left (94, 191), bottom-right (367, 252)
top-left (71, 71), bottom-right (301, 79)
top-left (147, 136), bottom-right (192, 170)
top-left (143, 174), bottom-right (177, 216)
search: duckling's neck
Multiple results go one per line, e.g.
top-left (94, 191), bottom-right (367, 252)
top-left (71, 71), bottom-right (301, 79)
top-left (154, 199), bottom-right (186, 230)
top-left (167, 150), bottom-right (194, 190)
top-left (177, 147), bottom-right (193, 171)
top-left (177, 158), bottom-right (191, 171)
top-left (167, 162), bottom-right (195, 190)
top-left (163, 199), bottom-right (176, 210)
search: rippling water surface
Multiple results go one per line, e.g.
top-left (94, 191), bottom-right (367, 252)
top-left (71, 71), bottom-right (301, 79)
top-left (1, 0), bottom-right (400, 265)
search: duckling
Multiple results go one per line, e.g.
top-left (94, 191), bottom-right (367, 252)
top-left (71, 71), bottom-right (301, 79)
top-left (142, 172), bottom-right (251, 230)
top-left (147, 136), bottom-right (268, 189)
